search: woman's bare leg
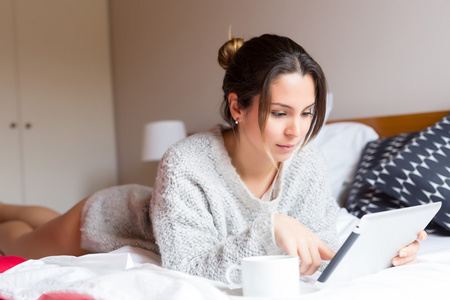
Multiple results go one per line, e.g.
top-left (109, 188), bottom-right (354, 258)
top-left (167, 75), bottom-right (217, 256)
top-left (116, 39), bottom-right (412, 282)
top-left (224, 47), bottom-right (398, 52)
top-left (0, 202), bottom-right (60, 229)
top-left (0, 198), bottom-right (90, 259)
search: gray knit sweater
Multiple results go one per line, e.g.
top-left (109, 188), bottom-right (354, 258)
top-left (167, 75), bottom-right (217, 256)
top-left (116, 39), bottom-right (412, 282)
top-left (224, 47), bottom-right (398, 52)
top-left (150, 125), bottom-right (339, 283)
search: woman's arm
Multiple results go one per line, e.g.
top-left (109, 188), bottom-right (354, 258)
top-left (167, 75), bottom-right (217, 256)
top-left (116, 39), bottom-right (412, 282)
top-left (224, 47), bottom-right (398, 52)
top-left (151, 188), bottom-right (281, 282)
top-left (150, 151), bottom-right (282, 283)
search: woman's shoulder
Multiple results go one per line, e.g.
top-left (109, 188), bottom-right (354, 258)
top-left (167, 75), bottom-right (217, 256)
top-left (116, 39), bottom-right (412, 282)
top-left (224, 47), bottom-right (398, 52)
top-left (285, 142), bottom-right (328, 176)
top-left (290, 142), bottom-right (325, 164)
top-left (153, 125), bottom-right (233, 196)
top-left (160, 124), bottom-right (228, 166)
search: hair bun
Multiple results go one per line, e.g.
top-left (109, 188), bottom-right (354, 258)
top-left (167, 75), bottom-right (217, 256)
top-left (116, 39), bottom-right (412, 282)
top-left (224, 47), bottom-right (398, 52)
top-left (218, 37), bottom-right (244, 70)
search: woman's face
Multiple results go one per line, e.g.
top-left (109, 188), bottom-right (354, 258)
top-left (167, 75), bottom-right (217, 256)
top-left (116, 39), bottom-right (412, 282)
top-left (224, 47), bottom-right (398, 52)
top-left (239, 72), bottom-right (316, 163)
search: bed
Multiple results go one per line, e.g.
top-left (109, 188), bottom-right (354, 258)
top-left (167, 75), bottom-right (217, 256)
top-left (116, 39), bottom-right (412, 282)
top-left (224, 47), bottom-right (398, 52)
top-left (1, 110), bottom-right (449, 300)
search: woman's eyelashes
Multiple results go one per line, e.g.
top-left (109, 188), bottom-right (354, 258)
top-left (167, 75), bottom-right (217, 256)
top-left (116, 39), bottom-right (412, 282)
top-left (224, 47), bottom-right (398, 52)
top-left (271, 111), bottom-right (287, 118)
top-left (302, 107), bottom-right (315, 117)
top-left (271, 107), bottom-right (314, 118)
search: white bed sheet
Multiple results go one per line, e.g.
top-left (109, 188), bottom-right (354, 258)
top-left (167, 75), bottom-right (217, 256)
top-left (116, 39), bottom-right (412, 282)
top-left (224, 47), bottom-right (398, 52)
top-left (1, 209), bottom-right (449, 300)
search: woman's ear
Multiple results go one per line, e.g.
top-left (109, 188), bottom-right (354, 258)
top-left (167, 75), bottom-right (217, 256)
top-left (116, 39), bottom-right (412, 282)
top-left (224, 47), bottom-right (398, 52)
top-left (228, 93), bottom-right (242, 122)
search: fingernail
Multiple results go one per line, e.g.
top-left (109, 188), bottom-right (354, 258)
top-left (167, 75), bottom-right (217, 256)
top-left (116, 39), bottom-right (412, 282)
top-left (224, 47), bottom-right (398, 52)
top-left (399, 251), bottom-right (407, 257)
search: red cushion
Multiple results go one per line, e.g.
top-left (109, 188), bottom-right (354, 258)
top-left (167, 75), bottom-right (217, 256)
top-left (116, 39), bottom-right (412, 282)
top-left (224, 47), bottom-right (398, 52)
top-left (0, 256), bottom-right (27, 273)
top-left (38, 293), bottom-right (95, 300)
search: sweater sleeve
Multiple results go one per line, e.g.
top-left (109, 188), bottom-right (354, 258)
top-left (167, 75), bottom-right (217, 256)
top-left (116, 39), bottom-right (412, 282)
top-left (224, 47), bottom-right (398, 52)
top-left (292, 144), bottom-right (340, 252)
top-left (150, 148), bottom-right (282, 283)
top-left (280, 144), bottom-right (340, 272)
top-left (313, 148), bottom-right (340, 252)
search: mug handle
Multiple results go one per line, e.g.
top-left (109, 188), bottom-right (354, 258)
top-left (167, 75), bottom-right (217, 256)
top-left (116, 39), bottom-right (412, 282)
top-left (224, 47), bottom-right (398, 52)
top-left (225, 264), bottom-right (242, 289)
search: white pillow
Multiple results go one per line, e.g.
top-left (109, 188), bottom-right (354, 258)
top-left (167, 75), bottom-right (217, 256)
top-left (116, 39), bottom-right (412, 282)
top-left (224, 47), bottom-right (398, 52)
top-left (324, 93), bottom-right (333, 123)
top-left (313, 122), bottom-right (379, 205)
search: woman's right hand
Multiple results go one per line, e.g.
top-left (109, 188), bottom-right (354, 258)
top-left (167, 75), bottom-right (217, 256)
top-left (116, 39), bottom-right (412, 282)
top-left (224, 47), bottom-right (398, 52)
top-left (273, 213), bottom-right (335, 275)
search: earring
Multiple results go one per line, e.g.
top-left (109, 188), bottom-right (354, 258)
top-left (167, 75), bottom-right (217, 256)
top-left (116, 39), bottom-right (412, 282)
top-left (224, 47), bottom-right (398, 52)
top-left (235, 118), bottom-right (239, 125)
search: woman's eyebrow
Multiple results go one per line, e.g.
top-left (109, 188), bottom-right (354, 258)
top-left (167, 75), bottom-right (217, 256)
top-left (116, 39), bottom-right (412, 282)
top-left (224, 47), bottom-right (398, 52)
top-left (271, 102), bottom-right (292, 109)
top-left (271, 102), bottom-right (315, 110)
top-left (304, 103), bottom-right (315, 110)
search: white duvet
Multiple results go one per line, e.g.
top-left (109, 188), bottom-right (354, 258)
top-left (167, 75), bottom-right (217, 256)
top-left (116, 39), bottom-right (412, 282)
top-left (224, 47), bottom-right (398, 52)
top-left (1, 208), bottom-right (449, 300)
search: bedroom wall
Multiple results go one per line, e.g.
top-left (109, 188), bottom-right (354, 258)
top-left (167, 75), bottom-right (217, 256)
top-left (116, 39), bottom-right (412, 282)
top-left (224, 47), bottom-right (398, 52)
top-left (109, 0), bottom-right (450, 186)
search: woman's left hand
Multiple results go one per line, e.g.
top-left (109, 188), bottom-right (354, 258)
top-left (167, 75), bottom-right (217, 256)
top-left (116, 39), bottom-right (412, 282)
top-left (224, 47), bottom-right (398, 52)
top-left (392, 230), bottom-right (427, 266)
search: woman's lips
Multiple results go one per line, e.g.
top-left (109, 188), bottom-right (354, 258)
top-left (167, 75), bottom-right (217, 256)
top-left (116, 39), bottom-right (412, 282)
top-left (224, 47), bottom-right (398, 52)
top-left (276, 144), bottom-right (295, 151)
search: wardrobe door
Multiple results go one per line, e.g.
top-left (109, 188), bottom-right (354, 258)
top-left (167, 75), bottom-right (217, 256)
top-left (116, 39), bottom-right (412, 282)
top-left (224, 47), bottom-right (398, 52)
top-left (15, 0), bottom-right (117, 212)
top-left (0, 0), bottom-right (23, 204)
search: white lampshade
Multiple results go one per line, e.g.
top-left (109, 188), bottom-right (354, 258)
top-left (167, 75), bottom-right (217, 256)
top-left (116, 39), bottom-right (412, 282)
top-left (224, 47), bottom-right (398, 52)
top-left (142, 120), bottom-right (187, 161)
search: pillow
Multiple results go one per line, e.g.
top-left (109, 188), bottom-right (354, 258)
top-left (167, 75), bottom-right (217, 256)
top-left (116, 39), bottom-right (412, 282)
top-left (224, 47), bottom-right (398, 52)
top-left (313, 122), bottom-right (379, 204)
top-left (346, 129), bottom-right (448, 233)
top-left (324, 93), bottom-right (334, 123)
top-left (362, 113), bottom-right (450, 232)
top-left (346, 131), bottom-right (417, 217)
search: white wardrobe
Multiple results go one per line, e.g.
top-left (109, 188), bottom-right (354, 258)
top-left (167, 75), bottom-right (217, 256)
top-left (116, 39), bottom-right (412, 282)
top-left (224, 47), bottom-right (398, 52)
top-left (0, 0), bottom-right (117, 213)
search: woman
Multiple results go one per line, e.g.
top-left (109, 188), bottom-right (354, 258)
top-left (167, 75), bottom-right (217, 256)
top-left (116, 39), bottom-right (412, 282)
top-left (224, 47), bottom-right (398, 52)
top-left (0, 34), bottom-right (424, 283)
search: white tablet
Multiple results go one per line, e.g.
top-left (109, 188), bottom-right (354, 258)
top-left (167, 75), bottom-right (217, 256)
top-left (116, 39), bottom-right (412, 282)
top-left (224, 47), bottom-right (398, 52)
top-left (318, 201), bottom-right (442, 283)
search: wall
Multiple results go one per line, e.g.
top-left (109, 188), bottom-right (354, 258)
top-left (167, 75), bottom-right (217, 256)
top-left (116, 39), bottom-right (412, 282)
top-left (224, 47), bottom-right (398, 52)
top-left (109, 0), bottom-right (450, 186)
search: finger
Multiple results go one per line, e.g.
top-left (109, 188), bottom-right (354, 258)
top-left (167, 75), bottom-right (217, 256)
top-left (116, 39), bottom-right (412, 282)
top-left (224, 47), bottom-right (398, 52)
top-left (297, 245), bottom-right (313, 275)
top-left (318, 242), bottom-right (335, 261)
top-left (393, 255), bottom-right (418, 266)
top-left (393, 241), bottom-right (420, 266)
top-left (418, 230), bottom-right (427, 241)
top-left (399, 240), bottom-right (421, 257)
top-left (304, 247), bottom-right (322, 275)
top-left (284, 245), bottom-right (299, 257)
top-left (392, 231), bottom-right (425, 267)
top-left (279, 238), bottom-right (299, 257)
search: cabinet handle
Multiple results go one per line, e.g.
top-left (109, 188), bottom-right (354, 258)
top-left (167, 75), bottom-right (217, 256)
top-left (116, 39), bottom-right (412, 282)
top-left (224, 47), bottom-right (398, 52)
top-left (10, 122), bottom-right (17, 129)
top-left (25, 123), bottom-right (32, 129)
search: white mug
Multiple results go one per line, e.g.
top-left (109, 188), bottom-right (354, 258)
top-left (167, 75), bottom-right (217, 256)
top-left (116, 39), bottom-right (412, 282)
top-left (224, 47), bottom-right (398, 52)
top-left (225, 255), bottom-right (300, 298)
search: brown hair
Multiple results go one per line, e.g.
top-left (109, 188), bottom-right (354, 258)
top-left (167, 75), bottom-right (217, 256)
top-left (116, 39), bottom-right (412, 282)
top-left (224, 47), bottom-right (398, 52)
top-left (217, 34), bottom-right (327, 149)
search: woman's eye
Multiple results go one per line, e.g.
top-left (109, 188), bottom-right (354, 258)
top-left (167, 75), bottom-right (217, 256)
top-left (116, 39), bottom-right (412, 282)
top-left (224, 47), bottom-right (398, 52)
top-left (271, 111), bottom-right (286, 117)
top-left (302, 107), bottom-right (315, 117)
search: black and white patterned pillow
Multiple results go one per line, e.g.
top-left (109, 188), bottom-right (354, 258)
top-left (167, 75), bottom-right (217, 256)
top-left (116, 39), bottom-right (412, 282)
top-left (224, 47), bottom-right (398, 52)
top-left (346, 132), bottom-right (417, 218)
top-left (362, 113), bottom-right (450, 232)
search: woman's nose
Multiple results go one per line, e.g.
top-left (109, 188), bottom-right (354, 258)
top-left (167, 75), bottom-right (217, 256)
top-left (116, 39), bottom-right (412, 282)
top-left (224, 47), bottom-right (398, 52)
top-left (285, 118), bottom-right (302, 137)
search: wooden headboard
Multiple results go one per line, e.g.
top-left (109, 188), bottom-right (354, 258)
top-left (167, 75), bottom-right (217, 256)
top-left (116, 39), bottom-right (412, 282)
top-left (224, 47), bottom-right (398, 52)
top-left (328, 110), bottom-right (449, 138)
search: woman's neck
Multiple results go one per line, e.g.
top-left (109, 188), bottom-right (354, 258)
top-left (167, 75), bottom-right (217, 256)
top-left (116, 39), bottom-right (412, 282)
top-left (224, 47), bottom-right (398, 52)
top-left (223, 130), bottom-right (279, 198)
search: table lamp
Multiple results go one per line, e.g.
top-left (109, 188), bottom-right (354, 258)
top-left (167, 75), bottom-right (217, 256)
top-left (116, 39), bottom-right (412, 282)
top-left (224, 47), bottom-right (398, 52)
top-left (142, 120), bottom-right (187, 161)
